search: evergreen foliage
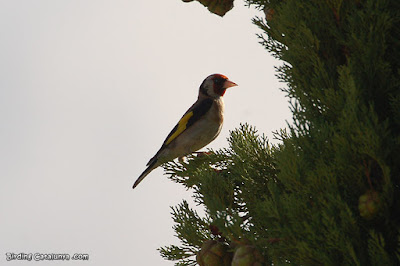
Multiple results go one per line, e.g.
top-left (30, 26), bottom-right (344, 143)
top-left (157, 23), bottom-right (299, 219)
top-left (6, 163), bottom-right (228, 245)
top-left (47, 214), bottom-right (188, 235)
top-left (161, 0), bottom-right (400, 264)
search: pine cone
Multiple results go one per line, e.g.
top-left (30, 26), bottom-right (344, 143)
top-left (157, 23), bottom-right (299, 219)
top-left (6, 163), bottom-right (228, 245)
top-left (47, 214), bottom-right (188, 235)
top-left (263, 7), bottom-right (275, 21)
top-left (181, 0), bottom-right (234, 17)
top-left (196, 240), bottom-right (232, 266)
top-left (232, 245), bottom-right (264, 266)
top-left (358, 190), bottom-right (381, 220)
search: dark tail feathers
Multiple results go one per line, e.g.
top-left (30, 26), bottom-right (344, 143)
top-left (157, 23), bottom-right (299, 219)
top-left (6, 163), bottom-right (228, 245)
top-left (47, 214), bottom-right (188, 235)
top-left (132, 159), bottom-right (158, 189)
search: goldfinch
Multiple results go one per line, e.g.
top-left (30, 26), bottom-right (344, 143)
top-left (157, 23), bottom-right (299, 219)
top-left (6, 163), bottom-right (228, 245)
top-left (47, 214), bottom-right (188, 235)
top-left (132, 74), bottom-right (237, 189)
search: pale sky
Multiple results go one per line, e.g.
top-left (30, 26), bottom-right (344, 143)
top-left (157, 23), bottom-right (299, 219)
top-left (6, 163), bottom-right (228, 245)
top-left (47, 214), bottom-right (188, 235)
top-left (0, 1), bottom-right (291, 265)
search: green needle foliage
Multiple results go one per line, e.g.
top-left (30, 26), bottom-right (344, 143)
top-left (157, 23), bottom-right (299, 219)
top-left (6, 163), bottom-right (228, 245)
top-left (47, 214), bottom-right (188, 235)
top-left (160, 0), bottom-right (400, 265)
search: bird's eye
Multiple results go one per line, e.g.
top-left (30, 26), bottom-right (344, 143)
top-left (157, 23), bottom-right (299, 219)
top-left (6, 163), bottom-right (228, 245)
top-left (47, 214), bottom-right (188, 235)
top-left (214, 78), bottom-right (224, 85)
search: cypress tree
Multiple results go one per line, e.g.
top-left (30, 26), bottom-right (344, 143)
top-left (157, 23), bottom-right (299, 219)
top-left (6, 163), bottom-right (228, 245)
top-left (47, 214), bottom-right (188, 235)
top-left (159, 0), bottom-right (400, 265)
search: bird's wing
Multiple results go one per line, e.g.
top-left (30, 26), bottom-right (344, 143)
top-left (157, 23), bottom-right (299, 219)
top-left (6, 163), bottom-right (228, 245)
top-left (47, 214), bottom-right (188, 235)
top-left (146, 98), bottom-right (214, 166)
top-left (163, 98), bottom-right (214, 145)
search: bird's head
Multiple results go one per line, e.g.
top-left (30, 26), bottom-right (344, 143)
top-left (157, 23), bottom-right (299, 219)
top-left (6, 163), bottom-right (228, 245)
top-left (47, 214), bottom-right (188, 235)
top-left (199, 74), bottom-right (237, 99)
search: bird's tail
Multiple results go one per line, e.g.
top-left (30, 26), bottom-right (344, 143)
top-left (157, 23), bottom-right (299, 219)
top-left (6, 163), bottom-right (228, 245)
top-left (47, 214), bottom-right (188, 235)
top-left (132, 159), bottom-right (159, 189)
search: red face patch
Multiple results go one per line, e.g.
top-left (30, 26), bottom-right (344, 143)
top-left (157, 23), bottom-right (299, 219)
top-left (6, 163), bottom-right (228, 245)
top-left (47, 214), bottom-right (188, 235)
top-left (212, 74), bottom-right (228, 96)
top-left (215, 88), bottom-right (226, 96)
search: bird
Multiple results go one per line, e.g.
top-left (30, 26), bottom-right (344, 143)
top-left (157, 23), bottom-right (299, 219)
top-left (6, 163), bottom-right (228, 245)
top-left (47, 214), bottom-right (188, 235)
top-left (132, 74), bottom-right (237, 189)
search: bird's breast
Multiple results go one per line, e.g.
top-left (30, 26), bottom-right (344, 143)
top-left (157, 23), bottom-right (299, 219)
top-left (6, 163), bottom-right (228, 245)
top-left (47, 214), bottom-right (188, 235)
top-left (157, 98), bottom-right (225, 162)
top-left (208, 98), bottom-right (224, 124)
top-left (193, 98), bottom-right (224, 144)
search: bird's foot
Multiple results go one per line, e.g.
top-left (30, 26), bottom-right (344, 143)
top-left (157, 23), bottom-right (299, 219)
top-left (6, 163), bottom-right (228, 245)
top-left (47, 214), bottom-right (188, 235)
top-left (193, 151), bottom-right (213, 157)
top-left (178, 156), bottom-right (186, 163)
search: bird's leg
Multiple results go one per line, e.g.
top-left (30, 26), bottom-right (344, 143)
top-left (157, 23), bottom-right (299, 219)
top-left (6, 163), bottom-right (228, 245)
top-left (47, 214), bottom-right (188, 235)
top-left (193, 151), bottom-right (213, 157)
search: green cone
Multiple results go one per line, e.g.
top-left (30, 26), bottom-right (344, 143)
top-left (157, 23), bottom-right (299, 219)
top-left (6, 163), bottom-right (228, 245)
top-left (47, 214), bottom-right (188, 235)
top-left (358, 190), bottom-right (381, 220)
top-left (232, 245), bottom-right (264, 266)
top-left (196, 240), bottom-right (232, 266)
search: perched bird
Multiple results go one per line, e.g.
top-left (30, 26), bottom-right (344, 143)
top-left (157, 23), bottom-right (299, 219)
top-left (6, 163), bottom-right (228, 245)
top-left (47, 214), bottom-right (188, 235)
top-left (133, 74), bottom-right (237, 189)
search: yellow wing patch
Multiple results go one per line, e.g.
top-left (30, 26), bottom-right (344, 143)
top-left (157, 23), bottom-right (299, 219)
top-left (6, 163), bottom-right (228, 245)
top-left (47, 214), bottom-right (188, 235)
top-left (165, 111), bottom-right (194, 145)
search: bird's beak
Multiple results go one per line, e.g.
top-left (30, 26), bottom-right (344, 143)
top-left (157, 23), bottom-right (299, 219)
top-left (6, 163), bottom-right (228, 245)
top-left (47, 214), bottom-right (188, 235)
top-left (223, 80), bottom-right (238, 89)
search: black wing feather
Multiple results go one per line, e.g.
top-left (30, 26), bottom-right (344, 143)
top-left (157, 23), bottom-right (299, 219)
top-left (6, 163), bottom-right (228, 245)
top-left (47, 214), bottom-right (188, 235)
top-left (162, 98), bottom-right (214, 146)
top-left (146, 98), bottom-right (214, 166)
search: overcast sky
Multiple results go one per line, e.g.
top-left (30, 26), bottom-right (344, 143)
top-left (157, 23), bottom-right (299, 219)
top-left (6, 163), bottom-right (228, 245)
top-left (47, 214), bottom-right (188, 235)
top-left (0, 1), bottom-right (291, 265)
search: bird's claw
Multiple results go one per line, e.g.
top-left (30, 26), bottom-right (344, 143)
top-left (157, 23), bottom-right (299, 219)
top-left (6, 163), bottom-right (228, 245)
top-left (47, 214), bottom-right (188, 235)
top-left (194, 151), bottom-right (213, 157)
